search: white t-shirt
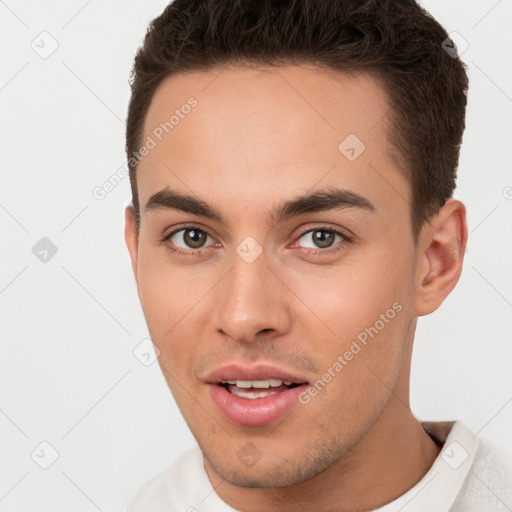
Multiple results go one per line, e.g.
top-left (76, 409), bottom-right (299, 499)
top-left (126, 421), bottom-right (512, 511)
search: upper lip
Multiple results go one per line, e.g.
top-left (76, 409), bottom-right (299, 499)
top-left (204, 363), bottom-right (309, 385)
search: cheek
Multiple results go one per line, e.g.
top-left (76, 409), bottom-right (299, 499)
top-left (285, 252), bottom-right (411, 342)
top-left (136, 250), bottom-right (186, 356)
top-left (135, 248), bottom-right (215, 374)
top-left (136, 247), bottom-right (194, 328)
top-left (282, 251), bottom-right (413, 405)
top-left (296, 301), bottom-right (410, 438)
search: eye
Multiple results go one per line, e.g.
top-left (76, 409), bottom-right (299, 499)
top-left (162, 224), bottom-right (350, 258)
top-left (295, 226), bottom-right (350, 254)
top-left (164, 227), bottom-right (216, 251)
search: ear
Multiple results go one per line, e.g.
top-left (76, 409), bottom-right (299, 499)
top-left (124, 205), bottom-right (139, 283)
top-left (413, 199), bottom-right (468, 316)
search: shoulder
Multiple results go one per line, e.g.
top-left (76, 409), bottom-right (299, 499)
top-left (451, 434), bottom-right (512, 511)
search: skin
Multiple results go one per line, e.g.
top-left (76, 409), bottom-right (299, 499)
top-left (125, 64), bottom-right (468, 511)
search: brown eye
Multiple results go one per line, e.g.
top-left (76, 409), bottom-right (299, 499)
top-left (168, 228), bottom-right (213, 250)
top-left (297, 229), bottom-right (344, 250)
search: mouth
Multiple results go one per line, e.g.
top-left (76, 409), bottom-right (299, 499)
top-left (205, 365), bottom-right (310, 427)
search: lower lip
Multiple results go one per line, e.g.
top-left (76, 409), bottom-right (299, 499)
top-left (208, 384), bottom-right (307, 427)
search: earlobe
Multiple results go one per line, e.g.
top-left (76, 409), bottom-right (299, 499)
top-left (124, 205), bottom-right (139, 281)
top-left (413, 199), bottom-right (468, 316)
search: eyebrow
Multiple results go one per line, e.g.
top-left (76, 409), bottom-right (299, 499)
top-left (145, 186), bottom-right (376, 226)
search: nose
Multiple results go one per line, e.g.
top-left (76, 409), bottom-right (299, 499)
top-left (213, 248), bottom-right (292, 344)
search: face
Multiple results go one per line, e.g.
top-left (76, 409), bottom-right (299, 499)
top-left (126, 64), bottom-right (424, 487)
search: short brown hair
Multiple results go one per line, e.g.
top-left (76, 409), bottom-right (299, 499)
top-left (126, 0), bottom-right (469, 240)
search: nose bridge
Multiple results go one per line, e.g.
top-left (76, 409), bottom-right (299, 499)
top-left (213, 245), bottom-right (290, 342)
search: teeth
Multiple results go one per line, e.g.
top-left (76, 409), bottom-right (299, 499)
top-left (230, 388), bottom-right (282, 399)
top-left (221, 379), bottom-right (291, 388)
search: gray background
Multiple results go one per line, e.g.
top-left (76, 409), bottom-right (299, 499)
top-left (1, 0), bottom-right (511, 510)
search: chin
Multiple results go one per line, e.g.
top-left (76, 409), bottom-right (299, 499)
top-left (204, 445), bottom-right (339, 489)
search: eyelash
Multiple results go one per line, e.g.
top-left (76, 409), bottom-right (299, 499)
top-left (161, 224), bottom-right (352, 257)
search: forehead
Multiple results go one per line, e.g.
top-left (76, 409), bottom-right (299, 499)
top-left (137, 64), bottom-right (408, 221)
top-left (142, 64), bottom-right (391, 156)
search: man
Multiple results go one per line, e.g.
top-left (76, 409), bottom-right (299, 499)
top-left (124, 0), bottom-right (512, 510)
